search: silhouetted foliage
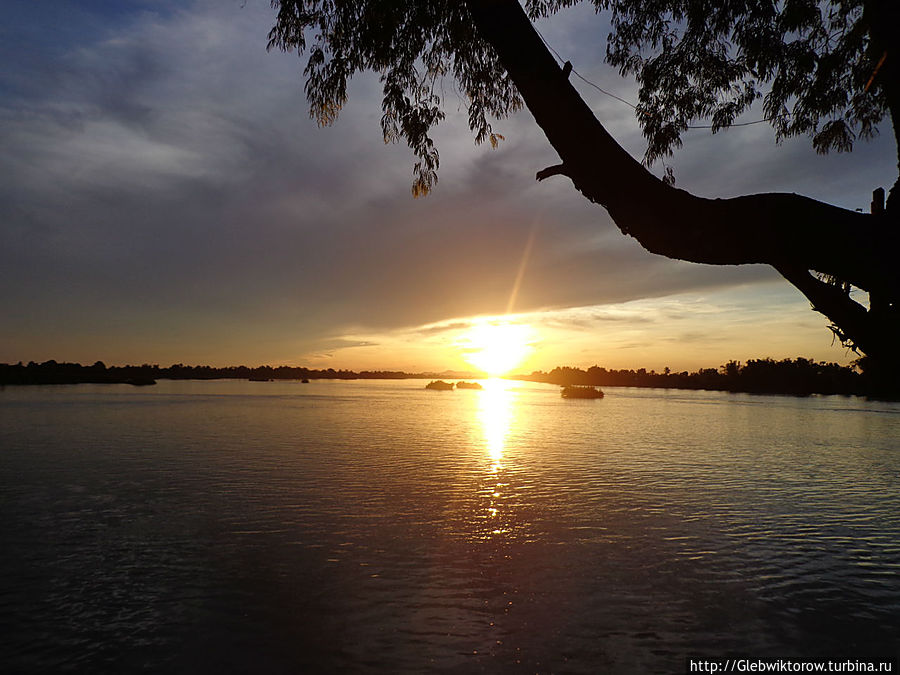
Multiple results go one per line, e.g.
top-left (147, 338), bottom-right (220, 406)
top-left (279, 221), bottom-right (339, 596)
top-left (268, 0), bottom-right (521, 196)
top-left (269, 0), bottom-right (889, 178)
top-left (269, 0), bottom-right (900, 394)
top-left (0, 361), bottom-right (456, 386)
top-left (523, 357), bottom-right (864, 396)
top-left (598, 0), bottom-right (886, 164)
top-left (1, 358), bottom-right (869, 397)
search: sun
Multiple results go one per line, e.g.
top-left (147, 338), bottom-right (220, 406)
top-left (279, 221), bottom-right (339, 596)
top-left (461, 322), bottom-right (534, 376)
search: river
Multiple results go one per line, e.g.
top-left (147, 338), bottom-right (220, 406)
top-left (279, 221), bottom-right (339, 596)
top-left (1, 379), bottom-right (898, 672)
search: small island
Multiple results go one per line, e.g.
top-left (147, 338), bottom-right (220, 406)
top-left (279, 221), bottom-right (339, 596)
top-left (560, 385), bottom-right (605, 399)
top-left (455, 381), bottom-right (484, 390)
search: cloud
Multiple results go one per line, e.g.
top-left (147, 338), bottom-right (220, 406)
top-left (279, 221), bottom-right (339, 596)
top-left (0, 0), bottom-right (893, 367)
top-left (414, 321), bottom-right (474, 337)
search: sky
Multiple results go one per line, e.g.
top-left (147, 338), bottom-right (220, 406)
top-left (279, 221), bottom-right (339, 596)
top-left (2, 0), bottom-right (896, 374)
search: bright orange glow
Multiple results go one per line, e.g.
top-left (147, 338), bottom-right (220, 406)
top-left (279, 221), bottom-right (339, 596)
top-left (475, 379), bottom-right (518, 542)
top-left (478, 378), bottom-right (516, 464)
top-left (460, 322), bottom-right (533, 376)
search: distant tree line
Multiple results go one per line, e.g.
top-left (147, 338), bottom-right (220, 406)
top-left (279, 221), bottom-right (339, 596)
top-left (521, 358), bottom-right (864, 397)
top-left (0, 360), bottom-right (413, 386)
top-left (0, 357), bottom-right (877, 397)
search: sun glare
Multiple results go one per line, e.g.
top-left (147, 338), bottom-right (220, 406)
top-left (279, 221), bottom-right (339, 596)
top-left (461, 322), bottom-right (533, 376)
top-left (478, 378), bottom-right (515, 464)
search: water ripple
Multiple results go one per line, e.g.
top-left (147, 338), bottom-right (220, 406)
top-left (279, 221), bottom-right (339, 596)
top-left (1, 381), bottom-right (898, 672)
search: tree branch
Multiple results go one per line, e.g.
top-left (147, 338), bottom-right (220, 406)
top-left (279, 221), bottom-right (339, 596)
top-left (774, 265), bottom-right (873, 353)
top-left (536, 164), bottom-right (568, 181)
top-left (465, 0), bottom-right (900, 300)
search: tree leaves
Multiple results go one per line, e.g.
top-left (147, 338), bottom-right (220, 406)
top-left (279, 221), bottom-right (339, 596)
top-left (269, 0), bottom-right (519, 195)
top-left (813, 119), bottom-right (854, 154)
top-left (604, 0), bottom-right (886, 165)
top-left (270, 0), bottom-right (888, 186)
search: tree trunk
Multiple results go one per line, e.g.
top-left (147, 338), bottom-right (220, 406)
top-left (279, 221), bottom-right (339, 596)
top-left (466, 0), bottom-right (900, 396)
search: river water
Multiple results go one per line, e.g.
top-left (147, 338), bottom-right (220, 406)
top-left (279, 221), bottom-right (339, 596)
top-left (1, 379), bottom-right (898, 672)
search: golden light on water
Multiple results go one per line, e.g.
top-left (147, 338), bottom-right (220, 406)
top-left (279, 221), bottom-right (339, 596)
top-left (473, 378), bottom-right (520, 541)
top-left (477, 378), bottom-right (517, 466)
top-left (460, 322), bottom-right (534, 376)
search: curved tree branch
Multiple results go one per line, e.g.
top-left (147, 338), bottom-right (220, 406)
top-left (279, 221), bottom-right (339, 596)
top-left (774, 264), bottom-right (872, 353)
top-left (465, 0), bottom-right (900, 301)
top-left (536, 163), bottom-right (569, 181)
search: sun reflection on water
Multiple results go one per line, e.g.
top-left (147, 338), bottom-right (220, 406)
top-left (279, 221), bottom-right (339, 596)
top-left (478, 379), bottom-right (517, 468)
top-left (473, 379), bottom-right (522, 541)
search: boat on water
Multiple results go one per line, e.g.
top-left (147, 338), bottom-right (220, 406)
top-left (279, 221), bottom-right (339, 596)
top-left (425, 380), bottom-right (454, 391)
top-left (455, 381), bottom-right (483, 390)
top-left (560, 385), bottom-right (604, 399)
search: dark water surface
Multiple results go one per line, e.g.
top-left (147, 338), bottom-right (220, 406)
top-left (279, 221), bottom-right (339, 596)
top-left (2, 379), bottom-right (899, 672)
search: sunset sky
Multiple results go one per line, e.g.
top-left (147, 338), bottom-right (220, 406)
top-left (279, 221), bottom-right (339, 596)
top-left (2, 1), bottom-right (896, 374)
